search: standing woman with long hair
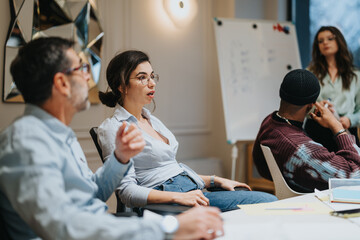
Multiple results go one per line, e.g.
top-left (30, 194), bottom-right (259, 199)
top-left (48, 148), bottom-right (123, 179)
top-left (305, 26), bottom-right (360, 150)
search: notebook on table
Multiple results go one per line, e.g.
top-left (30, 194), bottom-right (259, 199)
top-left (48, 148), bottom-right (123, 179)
top-left (329, 178), bottom-right (360, 204)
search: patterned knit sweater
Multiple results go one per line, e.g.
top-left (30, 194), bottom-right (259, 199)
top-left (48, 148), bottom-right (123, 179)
top-left (253, 111), bottom-right (360, 192)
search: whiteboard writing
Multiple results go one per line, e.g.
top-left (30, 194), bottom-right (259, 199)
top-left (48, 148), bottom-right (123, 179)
top-left (214, 18), bottom-right (301, 142)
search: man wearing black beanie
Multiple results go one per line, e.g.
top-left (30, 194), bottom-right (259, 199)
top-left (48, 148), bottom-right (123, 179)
top-left (252, 69), bottom-right (360, 193)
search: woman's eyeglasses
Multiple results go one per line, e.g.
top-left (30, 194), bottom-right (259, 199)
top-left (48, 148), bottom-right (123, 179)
top-left (131, 74), bottom-right (159, 85)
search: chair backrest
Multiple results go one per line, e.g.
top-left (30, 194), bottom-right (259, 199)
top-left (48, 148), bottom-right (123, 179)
top-left (260, 144), bottom-right (303, 200)
top-left (88, 127), bottom-right (191, 215)
top-left (89, 127), bottom-right (104, 163)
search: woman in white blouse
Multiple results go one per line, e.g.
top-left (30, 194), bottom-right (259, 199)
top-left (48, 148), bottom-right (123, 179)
top-left (97, 50), bottom-right (277, 212)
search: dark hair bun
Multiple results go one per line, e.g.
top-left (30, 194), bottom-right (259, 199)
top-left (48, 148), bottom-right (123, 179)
top-left (98, 91), bottom-right (118, 108)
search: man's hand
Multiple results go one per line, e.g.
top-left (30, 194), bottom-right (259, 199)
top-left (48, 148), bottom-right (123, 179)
top-left (114, 122), bottom-right (145, 164)
top-left (216, 177), bottom-right (252, 191)
top-left (174, 207), bottom-right (224, 240)
top-left (319, 99), bottom-right (333, 109)
top-left (172, 190), bottom-right (210, 206)
top-left (310, 102), bottom-right (344, 134)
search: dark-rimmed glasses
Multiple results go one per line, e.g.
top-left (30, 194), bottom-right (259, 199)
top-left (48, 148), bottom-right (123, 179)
top-left (62, 63), bottom-right (90, 75)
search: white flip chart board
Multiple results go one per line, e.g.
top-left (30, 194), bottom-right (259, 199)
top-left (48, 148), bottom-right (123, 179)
top-left (214, 18), bottom-right (301, 142)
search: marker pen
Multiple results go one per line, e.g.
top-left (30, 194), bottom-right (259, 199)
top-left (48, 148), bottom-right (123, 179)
top-left (324, 98), bottom-right (331, 108)
top-left (326, 98), bottom-right (340, 120)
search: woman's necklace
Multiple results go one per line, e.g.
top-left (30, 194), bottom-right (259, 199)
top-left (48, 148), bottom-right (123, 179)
top-left (276, 112), bottom-right (292, 126)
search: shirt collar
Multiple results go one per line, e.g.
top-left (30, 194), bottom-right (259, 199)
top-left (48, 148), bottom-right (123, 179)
top-left (113, 105), bottom-right (152, 123)
top-left (24, 104), bottom-right (76, 141)
top-left (324, 73), bottom-right (340, 84)
top-left (272, 111), bottom-right (303, 129)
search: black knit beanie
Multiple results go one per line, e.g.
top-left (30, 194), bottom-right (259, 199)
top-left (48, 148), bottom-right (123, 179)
top-left (279, 69), bottom-right (320, 106)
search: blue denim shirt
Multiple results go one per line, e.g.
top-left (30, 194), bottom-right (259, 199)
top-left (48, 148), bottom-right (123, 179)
top-left (0, 104), bottom-right (164, 240)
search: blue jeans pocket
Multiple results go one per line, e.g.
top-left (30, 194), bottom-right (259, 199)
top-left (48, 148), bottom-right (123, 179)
top-left (153, 173), bottom-right (198, 193)
top-left (163, 183), bottom-right (184, 192)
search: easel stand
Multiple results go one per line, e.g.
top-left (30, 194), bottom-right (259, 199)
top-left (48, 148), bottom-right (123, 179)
top-left (229, 141), bottom-right (251, 181)
top-left (231, 143), bottom-right (238, 180)
top-left (230, 141), bottom-right (275, 193)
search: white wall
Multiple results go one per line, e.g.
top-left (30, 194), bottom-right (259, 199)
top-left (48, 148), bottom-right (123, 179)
top-left (0, 0), bottom-right (288, 212)
top-left (0, 0), bottom-right (288, 184)
top-left (93, 0), bottom-right (237, 177)
top-left (236, 0), bottom-right (288, 21)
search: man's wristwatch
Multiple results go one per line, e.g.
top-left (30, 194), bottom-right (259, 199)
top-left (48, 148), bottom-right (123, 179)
top-left (161, 215), bottom-right (179, 239)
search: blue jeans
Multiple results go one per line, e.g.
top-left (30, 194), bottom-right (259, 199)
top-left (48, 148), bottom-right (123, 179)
top-left (153, 172), bottom-right (277, 212)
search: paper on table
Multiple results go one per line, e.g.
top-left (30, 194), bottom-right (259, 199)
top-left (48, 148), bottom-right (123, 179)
top-left (348, 216), bottom-right (360, 227)
top-left (314, 188), bottom-right (329, 202)
top-left (237, 201), bottom-right (332, 216)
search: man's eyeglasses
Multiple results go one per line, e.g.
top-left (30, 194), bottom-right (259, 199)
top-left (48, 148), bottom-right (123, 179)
top-left (317, 35), bottom-right (336, 44)
top-left (62, 63), bottom-right (90, 75)
top-left (131, 74), bottom-right (159, 85)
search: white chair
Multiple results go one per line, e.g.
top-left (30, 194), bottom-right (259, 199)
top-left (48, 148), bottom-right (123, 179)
top-left (260, 144), bottom-right (304, 200)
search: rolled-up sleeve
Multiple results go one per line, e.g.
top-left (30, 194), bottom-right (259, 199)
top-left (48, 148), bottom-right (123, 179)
top-left (92, 153), bottom-right (132, 201)
top-left (118, 164), bottom-right (152, 207)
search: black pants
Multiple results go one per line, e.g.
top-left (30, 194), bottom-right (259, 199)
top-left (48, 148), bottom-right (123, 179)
top-left (304, 119), bottom-right (360, 152)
